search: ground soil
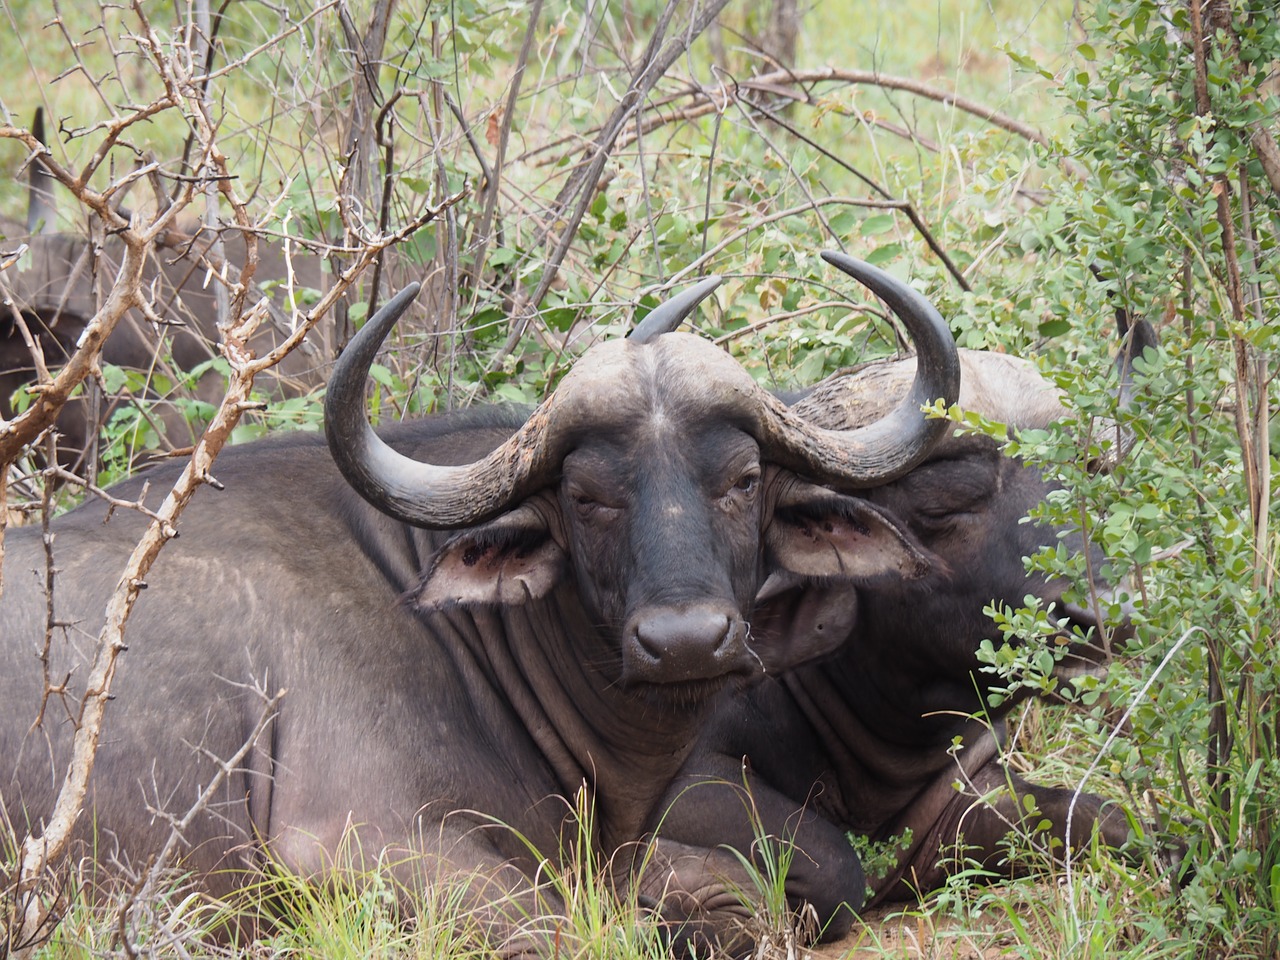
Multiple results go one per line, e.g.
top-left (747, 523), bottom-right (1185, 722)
top-left (805, 903), bottom-right (1016, 960)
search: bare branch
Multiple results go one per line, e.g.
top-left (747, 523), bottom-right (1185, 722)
top-left (466, 0), bottom-right (545, 298)
top-left (116, 680), bottom-right (285, 955)
top-left (497, 0), bottom-right (733, 359)
top-left (516, 65), bottom-right (1073, 179)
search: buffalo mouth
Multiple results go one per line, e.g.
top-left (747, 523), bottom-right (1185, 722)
top-left (621, 673), bottom-right (752, 707)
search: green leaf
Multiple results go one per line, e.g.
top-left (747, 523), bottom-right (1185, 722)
top-left (1038, 318), bottom-right (1071, 338)
top-left (543, 307), bottom-right (576, 333)
top-left (828, 210), bottom-right (858, 235)
top-left (488, 246), bottom-right (517, 267)
top-left (864, 243), bottom-right (902, 265)
top-left (860, 214), bottom-right (896, 237)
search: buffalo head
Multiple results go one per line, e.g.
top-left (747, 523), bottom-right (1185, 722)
top-left (785, 336), bottom-right (1154, 718)
top-left (324, 255), bottom-right (962, 691)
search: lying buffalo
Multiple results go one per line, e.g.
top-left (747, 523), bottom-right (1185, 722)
top-left (654, 299), bottom-right (1158, 942)
top-left (1, 120), bottom-right (323, 474)
top-left (0, 257), bottom-right (959, 955)
top-left (0, 228), bottom-right (324, 472)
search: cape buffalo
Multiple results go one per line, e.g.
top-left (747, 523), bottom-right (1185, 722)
top-left (1, 117), bottom-right (322, 473)
top-left (653, 314), bottom-right (1158, 943)
top-left (1, 255), bottom-right (959, 955)
top-left (0, 228), bottom-right (324, 470)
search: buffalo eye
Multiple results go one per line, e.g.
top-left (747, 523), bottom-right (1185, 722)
top-left (720, 468), bottom-right (760, 509)
top-left (909, 498), bottom-right (985, 538)
top-left (916, 503), bottom-right (961, 520)
top-left (570, 490), bottom-right (621, 523)
top-left (911, 512), bottom-right (958, 538)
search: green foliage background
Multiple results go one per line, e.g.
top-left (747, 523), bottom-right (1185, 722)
top-left (1, 0), bottom-right (1277, 956)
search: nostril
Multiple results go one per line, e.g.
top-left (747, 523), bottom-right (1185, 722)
top-left (634, 609), bottom-right (732, 659)
top-left (627, 607), bottom-right (749, 681)
top-left (713, 618), bottom-right (741, 655)
top-left (633, 624), bottom-right (663, 661)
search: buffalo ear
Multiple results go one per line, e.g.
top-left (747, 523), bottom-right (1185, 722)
top-left (766, 488), bottom-right (927, 580)
top-left (749, 573), bottom-right (863, 672)
top-left (409, 503), bottom-right (568, 610)
top-left (748, 490), bottom-right (927, 671)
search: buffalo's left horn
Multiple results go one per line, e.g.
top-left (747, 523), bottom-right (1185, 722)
top-left (325, 283), bottom-right (558, 528)
top-left (747, 252), bottom-right (961, 488)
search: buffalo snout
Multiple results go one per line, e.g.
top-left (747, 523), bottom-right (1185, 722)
top-left (623, 605), bottom-right (755, 684)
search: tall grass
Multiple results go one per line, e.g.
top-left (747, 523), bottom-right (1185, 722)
top-left (19, 811), bottom-right (682, 960)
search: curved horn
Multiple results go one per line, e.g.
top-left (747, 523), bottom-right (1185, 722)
top-left (749, 252), bottom-right (961, 487)
top-left (1114, 307), bottom-right (1158, 412)
top-left (325, 283), bottom-right (563, 528)
top-left (629, 275), bottom-right (723, 343)
top-left (27, 108), bottom-right (56, 235)
top-left (1089, 262), bottom-right (1159, 409)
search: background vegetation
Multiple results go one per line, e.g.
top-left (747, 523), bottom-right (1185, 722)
top-left (1, 0), bottom-right (1276, 956)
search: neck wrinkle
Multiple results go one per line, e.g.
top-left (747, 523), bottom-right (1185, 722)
top-left (465, 585), bottom-right (712, 852)
top-left (782, 653), bottom-right (946, 829)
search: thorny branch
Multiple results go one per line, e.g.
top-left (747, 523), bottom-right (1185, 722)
top-left (465, 0), bottom-right (544, 302)
top-left (0, 8), bottom-right (462, 955)
top-left (471, 54), bottom-right (1041, 358)
top-left (732, 95), bottom-right (973, 291)
top-left (495, 0), bottom-right (734, 361)
top-left (516, 66), bottom-right (1061, 171)
top-left (116, 678), bottom-right (286, 957)
top-left (663, 196), bottom-right (910, 287)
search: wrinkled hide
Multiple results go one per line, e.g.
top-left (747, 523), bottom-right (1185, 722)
top-left (655, 348), bottom-right (1141, 943)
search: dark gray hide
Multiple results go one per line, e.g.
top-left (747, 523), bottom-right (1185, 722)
top-left (653, 334), bottom-right (1156, 945)
top-left (1, 267), bottom-right (958, 956)
top-left (0, 224), bottom-right (324, 471)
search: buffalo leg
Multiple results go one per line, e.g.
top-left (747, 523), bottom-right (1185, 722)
top-left (651, 753), bottom-right (866, 945)
top-left (872, 759), bottom-right (1129, 903)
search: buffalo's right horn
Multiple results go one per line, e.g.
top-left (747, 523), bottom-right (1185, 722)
top-left (629, 275), bottom-right (723, 343)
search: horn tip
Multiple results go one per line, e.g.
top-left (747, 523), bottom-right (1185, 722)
top-left (820, 250), bottom-right (865, 273)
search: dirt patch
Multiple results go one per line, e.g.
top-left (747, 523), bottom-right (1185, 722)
top-left (807, 904), bottom-right (1015, 959)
